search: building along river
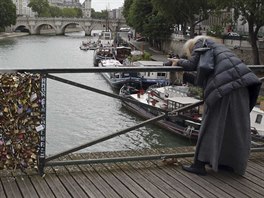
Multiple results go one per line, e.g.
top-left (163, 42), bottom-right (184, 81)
top-left (0, 32), bottom-right (194, 155)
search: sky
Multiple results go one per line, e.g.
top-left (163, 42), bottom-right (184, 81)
top-left (80, 0), bottom-right (124, 12)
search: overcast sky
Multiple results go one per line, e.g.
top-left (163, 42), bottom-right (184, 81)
top-left (80, 0), bottom-right (124, 12)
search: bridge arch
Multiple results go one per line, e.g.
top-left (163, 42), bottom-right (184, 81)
top-left (61, 22), bottom-right (85, 35)
top-left (34, 23), bottom-right (56, 35)
top-left (14, 25), bottom-right (30, 33)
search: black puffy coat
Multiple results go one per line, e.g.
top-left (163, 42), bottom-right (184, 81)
top-left (177, 38), bottom-right (261, 110)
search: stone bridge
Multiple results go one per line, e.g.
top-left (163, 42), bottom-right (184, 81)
top-left (13, 17), bottom-right (127, 35)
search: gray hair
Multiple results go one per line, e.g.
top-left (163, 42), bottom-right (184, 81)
top-left (182, 35), bottom-right (221, 59)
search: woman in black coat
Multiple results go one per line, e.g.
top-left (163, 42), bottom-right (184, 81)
top-left (170, 35), bottom-right (262, 175)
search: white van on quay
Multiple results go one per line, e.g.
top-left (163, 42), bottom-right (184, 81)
top-left (120, 27), bottom-right (130, 32)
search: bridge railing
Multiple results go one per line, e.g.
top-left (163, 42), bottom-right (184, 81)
top-left (0, 66), bottom-right (263, 176)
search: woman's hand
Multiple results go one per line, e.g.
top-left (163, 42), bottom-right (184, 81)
top-left (168, 58), bottom-right (179, 66)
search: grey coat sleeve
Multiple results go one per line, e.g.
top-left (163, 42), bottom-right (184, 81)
top-left (177, 39), bottom-right (204, 71)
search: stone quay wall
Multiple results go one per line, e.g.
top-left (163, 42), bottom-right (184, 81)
top-left (163, 35), bottom-right (264, 65)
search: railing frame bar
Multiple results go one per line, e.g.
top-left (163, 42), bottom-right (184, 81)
top-left (0, 64), bottom-right (258, 73)
top-left (45, 147), bottom-right (264, 166)
top-left (16, 66), bottom-right (184, 74)
top-left (46, 152), bottom-right (195, 166)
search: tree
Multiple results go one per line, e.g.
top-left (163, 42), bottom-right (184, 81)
top-left (143, 14), bottom-right (174, 50)
top-left (62, 8), bottom-right (77, 18)
top-left (91, 9), bottom-right (108, 19)
top-left (0, 0), bottom-right (16, 30)
top-left (215, 0), bottom-right (264, 65)
top-left (128, 0), bottom-right (153, 33)
top-left (28, 0), bottom-right (50, 17)
top-left (49, 6), bottom-right (62, 17)
top-left (123, 0), bottom-right (134, 27)
top-left (151, 0), bottom-right (216, 37)
top-left (74, 8), bottom-right (83, 18)
top-left (123, 0), bottom-right (174, 50)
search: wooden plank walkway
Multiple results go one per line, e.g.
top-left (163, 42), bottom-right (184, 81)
top-left (0, 147), bottom-right (264, 198)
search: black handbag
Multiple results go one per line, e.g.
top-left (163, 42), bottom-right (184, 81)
top-left (194, 39), bottom-right (214, 87)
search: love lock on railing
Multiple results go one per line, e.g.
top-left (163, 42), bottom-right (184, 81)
top-left (0, 72), bottom-right (46, 176)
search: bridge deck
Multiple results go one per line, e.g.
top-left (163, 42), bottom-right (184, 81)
top-left (0, 147), bottom-right (264, 198)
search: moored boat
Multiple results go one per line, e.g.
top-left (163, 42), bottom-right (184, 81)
top-left (80, 41), bottom-right (90, 51)
top-left (121, 85), bottom-right (203, 140)
top-left (119, 84), bottom-right (140, 96)
top-left (132, 60), bottom-right (171, 89)
top-left (121, 84), bottom-right (264, 142)
top-left (80, 40), bottom-right (99, 51)
top-left (114, 46), bottom-right (132, 64)
top-left (93, 47), bottom-right (115, 66)
top-left (99, 59), bottom-right (142, 90)
top-left (250, 106), bottom-right (264, 142)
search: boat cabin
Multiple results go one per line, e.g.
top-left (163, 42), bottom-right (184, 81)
top-left (133, 61), bottom-right (170, 81)
top-left (113, 72), bottom-right (139, 79)
top-left (146, 86), bottom-right (203, 121)
top-left (250, 107), bottom-right (264, 136)
top-left (101, 31), bottom-right (112, 40)
top-left (166, 97), bottom-right (200, 111)
top-left (100, 59), bottom-right (122, 67)
top-left (164, 96), bottom-right (203, 127)
top-left (115, 46), bottom-right (132, 64)
top-left (96, 47), bottom-right (114, 58)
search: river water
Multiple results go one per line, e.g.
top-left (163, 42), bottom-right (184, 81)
top-left (0, 32), bottom-right (193, 155)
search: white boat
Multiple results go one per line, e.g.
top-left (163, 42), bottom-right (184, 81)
top-left (250, 106), bottom-right (264, 137)
top-left (93, 47), bottom-right (115, 66)
top-left (121, 85), bottom-right (203, 139)
top-left (80, 40), bottom-right (99, 51)
top-left (119, 84), bottom-right (139, 96)
top-left (121, 83), bottom-right (264, 141)
top-left (99, 59), bottom-right (142, 90)
top-left (132, 60), bottom-right (171, 89)
top-left (98, 31), bottom-right (114, 47)
top-left (80, 41), bottom-right (90, 51)
top-left (93, 45), bottom-right (131, 67)
top-left (101, 31), bottom-right (112, 40)
top-left (114, 46), bottom-right (132, 64)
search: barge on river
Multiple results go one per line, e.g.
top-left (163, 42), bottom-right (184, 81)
top-left (121, 85), bottom-right (203, 140)
top-left (121, 84), bottom-right (264, 142)
top-left (99, 59), bottom-right (142, 90)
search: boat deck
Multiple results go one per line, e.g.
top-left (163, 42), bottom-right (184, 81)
top-left (0, 147), bottom-right (264, 198)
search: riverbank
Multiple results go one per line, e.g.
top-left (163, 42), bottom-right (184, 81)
top-left (0, 32), bottom-right (29, 40)
top-left (124, 33), bottom-right (264, 65)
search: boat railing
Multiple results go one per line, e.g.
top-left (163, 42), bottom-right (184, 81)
top-left (0, 65), bottom-right (263, 176)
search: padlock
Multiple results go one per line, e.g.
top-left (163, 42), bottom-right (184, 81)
top-left (0, 73), bottom-right (43, 171)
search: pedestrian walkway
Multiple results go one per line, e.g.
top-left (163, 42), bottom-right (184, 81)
top-left (131, 39), bottom-right (168, 62)
top-left (1, 147), bottom-right (264, 198)
top-left (120, 34), bottom-right (168, 62)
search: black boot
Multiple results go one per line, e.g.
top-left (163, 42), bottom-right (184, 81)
top-left (182, 160), bottom-right (207, 176)
top-left (218, 165), bottom-right (234, 172)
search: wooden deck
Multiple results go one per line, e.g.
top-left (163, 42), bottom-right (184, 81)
top-left (0, 147), bottom-right (264, 198)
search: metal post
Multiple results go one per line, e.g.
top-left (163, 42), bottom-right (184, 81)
top-left (38, 74), bottom-right (47, 176)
